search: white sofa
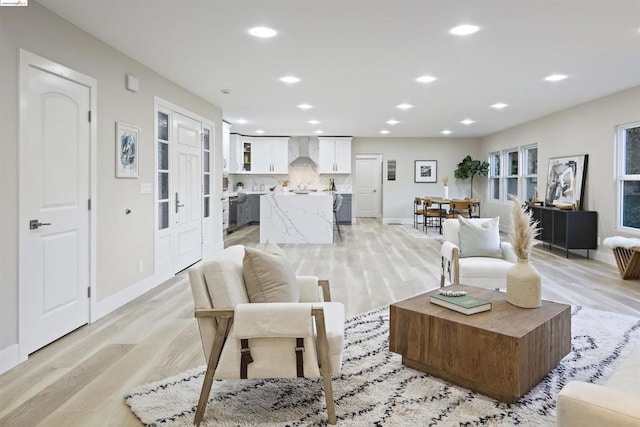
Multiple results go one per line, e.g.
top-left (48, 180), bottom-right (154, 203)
top-left (557, 345), bottom-right (640, 426)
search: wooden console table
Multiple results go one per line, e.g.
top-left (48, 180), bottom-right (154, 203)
top-left (528, 205), bottom-right (598, 258)
top-left (389, 285), bottom-right (571, 403)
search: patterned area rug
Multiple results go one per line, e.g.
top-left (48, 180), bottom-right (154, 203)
top-left (125, 306), bottom-right (640, 426)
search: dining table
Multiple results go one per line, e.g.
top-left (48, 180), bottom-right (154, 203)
top-left (425, 198), bottom-right (481, 234)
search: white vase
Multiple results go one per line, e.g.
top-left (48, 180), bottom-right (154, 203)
top-left (443, 186), bottom-right (449, 200)
top-left (506, 258), bottom-right (541, 308)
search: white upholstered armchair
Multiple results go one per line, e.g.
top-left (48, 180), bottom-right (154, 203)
top-left (188, 244), bottom-right (345, 425)
top-left (440, 217), bottom-right (518, 289)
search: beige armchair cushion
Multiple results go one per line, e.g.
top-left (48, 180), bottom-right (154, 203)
top-left (202, 245), bottom-right (248, 308)
top-left (243, 247), bottom-right (300, 303)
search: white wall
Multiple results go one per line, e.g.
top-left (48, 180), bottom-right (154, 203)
top-left (479, 86), bottom-right (640, 262)
top-left (352, 137), bottom-right (482, 222)
top-left (0, 3), bottom-right (223, 363)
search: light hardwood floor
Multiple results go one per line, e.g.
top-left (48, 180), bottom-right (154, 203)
top-left (1, 218), bottom-right (639, 426)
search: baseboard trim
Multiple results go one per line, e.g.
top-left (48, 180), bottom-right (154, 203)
top-left (91, 271), bottom-right (173, 323)
top-left (0, 344), bottom-right (23, 375)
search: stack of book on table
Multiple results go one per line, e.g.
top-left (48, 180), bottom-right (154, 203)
top-left (430, 293), bottom-right (491, 315)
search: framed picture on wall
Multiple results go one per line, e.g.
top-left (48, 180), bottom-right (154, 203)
top-left (545, 154), bottom-right (588, 209)
top-left (116, 122), bottom-right (139, 178)
top-left (414, 160), bottom-right (437, 183)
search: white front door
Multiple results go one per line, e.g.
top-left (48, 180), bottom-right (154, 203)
top-left (355, 154), bottom-right (382, 218)
top-left (172, 113), bottom-right (203, 272)
top-left (20, 60), bottom-right (91, 354)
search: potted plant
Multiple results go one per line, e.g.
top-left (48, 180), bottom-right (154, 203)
top-left (453, 155), bottom-right (489, 199)
top-left (236, 181), bottom-right (244, 190)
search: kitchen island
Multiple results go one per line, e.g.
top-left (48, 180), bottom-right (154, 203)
top-left (260, 192), bottom-right (334, 244)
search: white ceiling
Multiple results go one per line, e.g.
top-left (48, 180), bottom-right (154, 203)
top-left (38, 0), bottom-right (640, 138)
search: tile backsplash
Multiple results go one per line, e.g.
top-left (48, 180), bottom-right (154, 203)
top-left (229, 169), bottom-right (352, 192)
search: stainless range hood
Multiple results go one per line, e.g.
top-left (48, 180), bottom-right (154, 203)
top-left (289, 136), bottom-right (317, 168)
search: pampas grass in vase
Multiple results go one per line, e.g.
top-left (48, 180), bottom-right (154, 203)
top-left (506, 195), bottom-right (542, 308)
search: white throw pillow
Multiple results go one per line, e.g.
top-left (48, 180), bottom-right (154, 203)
top-left (243, 247), bottom-right (300, 303)
top-left (458, 216), bottom-right (502, 258)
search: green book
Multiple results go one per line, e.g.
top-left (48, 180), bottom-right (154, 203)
top-left (430, 293), bottom-right (491, 315)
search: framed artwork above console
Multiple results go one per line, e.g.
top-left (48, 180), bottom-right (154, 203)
top-left (545, 154), bottom-right (588, 209)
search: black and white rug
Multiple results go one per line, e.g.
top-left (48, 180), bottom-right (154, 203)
top-left (125, 305), bottom-right (640, 426)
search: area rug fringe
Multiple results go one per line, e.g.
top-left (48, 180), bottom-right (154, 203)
top-left (125, 305), bottom-right (640, 426)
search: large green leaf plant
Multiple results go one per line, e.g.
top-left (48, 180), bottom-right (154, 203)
top-left (453, 155), bottom-right (489, 199)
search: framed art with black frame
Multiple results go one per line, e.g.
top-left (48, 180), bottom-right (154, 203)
top-left (414, 160), bottom-right (437, 183)
top-left (545, 154), bottom-right (588, 209)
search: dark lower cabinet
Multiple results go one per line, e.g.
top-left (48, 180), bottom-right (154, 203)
top-left (529, 206), bottom-right (598, 258)
top-left (336, 194), bottom-right (352, 224)
top-left (248, 194), bottom-right (261, 223)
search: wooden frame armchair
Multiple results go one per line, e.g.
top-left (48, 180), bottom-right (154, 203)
top-left (188, 245), bottom-right (345, 426)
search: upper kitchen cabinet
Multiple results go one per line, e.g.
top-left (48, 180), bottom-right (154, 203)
top-left (250, 137), bottom-right (289, 174)
top-left (222, 123), bottom-right (231, 174)
top-left (318, 137), bottom-right (352, 174)
top-left (229, 133), bottom-right (245, 173)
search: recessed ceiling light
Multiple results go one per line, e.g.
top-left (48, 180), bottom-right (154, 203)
top-left (461, 119), bottom-right (475, 125)
top-left (544, 74), bottom-right (568, 82)
top-left (279, 75), bottom-right (300, 84)
top-left (386, 119), bottom-right (399, 125)
top-left (249, 26), bottom-right (277, 38)
top-left (236, 119), bottom-right (248, 124)
top-left (307, 119), bottom-right (320, 125)
top-left (449, 24), bottom-right (480, 36)
top-left (491, 102), bottom-right (508, 109)
top-left (255, 129), bottom-right (265, 134)
top-left (314, 130), bottom-right (324, 134)
top-left (416, 75), bottom-right (437, 83)
top-left (441, 130), bottom-right (452, 135)
top-left (380, 130), bottom-right (390, 134)
top-left (397, 103), bottom-right (413, 110)
top-left (297, 103), bottom-right (313, 110)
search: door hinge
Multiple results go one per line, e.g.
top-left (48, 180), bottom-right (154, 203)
top-left (88, 198), bottom-right (91, 210)
top-left (87, 287), bottom-right (91, 298)
top-left (88, 111), bottom-right (91, 122)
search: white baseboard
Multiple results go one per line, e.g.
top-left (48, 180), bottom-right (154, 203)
top-left (91, 271), bottom-right (173, 323)
top-left (0, 344), bottom-right (23, 375)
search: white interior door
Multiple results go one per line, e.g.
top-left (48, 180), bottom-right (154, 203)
top-left (355, 154), bottom-right (382, 218)
top-left (21, 62), bottom-right (91, 354)
top-left (172, 113), bottom-right (203, 272)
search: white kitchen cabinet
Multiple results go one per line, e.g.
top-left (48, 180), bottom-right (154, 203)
top-left (222, 123), bottom-right (231, 173)
top-left (249, 138), bottom-right (289, 174)
top-left (318, 137), bottom-right (352, 174)
top-left (229, 133), bottom-right (245, 173)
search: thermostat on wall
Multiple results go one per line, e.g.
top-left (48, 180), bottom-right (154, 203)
top-left (126, 74), bottom-right (139, 92)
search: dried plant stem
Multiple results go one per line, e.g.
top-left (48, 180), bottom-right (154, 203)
top-left (509, 194), bottom-right (540, 260)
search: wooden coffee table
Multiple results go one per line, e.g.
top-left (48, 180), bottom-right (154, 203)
top-left (389, 284), bottom-right (571, 403)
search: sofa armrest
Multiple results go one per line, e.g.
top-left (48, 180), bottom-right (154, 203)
top-left (557, 381), bottom-right (640, 427)
top-left (441, 241), bottom-right (459, 261)
top-left (500, 242), bottom-right (518, 263)
top-left (297, 276), bottom-right (331, 302)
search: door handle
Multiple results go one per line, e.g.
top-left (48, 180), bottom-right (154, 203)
top-left (175, 192), bottom-right (185, 213)
top-left (29, 219), bottom-right (52, 230)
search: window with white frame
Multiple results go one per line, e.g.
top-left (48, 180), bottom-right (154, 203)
top-left (504, 148), bottom-right (519, 201)
top-left (489, 152), bottom-right (501, 201)
top-left (523, 145), bottom-right (538, 201)
top-left (488, 145), bottom-right (538, 203)
top-left (617, 122), bottom-right (640, 231)
top-left (157, 110), bottom-right (170, 230)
